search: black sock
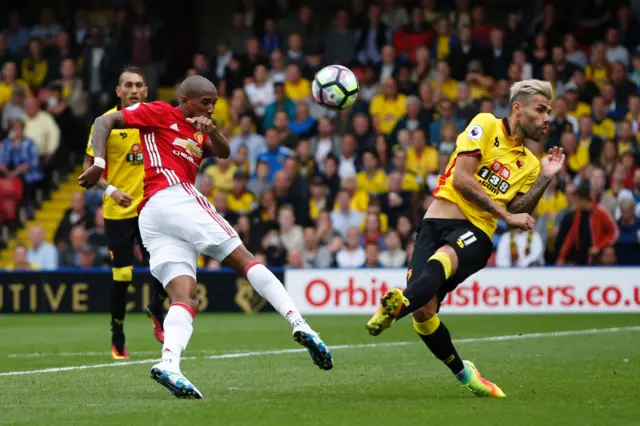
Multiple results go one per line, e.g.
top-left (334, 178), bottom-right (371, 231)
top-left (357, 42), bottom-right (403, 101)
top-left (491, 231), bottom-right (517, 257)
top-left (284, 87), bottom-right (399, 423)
top-left (111, 280), bottom-right (130, 327)
top-left (416, 321), bottom-right (465, 377)
top-left (398, 260), bottom-right (446, 319)
top-left (148, 278), bottom-right (168, 321)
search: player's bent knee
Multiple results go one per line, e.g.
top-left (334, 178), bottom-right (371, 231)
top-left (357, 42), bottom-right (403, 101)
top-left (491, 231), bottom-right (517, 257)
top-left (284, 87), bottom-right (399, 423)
top-left (411, 297), bottom-right (438, 323)
top-left (413, 312), bottom-right (441, 336)
top-left (112, 265), bottom-right (133, 282)
top-left (433, 246), bottom-right (458, 277)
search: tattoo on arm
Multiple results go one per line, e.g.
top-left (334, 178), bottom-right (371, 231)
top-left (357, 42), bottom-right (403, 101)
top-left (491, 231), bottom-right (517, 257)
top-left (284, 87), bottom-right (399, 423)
top-left (459, 185), bottom-right (501, 217)
top-left (507, 174), bottom-right (553, 214)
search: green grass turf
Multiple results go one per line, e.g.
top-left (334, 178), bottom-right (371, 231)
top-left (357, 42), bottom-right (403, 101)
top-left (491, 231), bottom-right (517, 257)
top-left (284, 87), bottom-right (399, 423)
top-left (0, 313), bottom-right (639, 426)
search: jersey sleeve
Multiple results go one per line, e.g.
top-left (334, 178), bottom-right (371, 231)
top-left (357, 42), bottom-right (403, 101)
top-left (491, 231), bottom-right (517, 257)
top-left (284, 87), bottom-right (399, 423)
top-left (455, 114), bottom-right (494, 157)
top-left (120, 102), bottom-right (169, 129)
top-left (85, 124), bottom-right (95, 157)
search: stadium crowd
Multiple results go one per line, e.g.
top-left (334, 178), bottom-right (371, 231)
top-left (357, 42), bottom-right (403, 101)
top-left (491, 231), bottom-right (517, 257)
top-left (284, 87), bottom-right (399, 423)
top-left (2, 0), bottom-right (640, 270)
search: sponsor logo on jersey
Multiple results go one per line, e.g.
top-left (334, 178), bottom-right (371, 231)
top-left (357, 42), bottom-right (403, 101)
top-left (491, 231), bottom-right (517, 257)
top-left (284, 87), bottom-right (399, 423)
top-left (172, 137), bottom-right (203, 158)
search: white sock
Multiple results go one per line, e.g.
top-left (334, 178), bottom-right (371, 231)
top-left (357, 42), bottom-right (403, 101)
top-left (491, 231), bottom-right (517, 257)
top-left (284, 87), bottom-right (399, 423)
top-left (246, 263), bottom-right (303, 327)
top-left (161, 304), bottom-right (194, 369)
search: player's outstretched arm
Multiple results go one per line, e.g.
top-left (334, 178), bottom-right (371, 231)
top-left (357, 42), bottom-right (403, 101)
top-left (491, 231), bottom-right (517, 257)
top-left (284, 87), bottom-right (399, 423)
top-left (453, 156), bottom-right (534, 230)
top-left (78, 112), bottom-right (128, 188)
top-left (507, 147), bottom-right (565, 215)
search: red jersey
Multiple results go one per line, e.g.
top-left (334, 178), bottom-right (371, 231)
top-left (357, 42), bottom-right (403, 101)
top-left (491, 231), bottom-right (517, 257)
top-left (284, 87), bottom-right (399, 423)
top-left (120, 101), bottom-right (211, 212)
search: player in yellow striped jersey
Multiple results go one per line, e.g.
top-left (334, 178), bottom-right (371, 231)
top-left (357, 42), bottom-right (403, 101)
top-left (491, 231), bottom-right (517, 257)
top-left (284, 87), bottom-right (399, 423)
top-left (367, 80), bottom-right (566, 398)
top-left (84, 67), bottom-right (168, 360)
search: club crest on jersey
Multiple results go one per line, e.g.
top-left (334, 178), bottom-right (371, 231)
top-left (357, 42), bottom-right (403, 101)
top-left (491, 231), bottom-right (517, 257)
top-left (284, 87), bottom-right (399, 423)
top-left (172, 137), bottom-right (203, 158)
top-left (193, 132), bottom-right (204, 143)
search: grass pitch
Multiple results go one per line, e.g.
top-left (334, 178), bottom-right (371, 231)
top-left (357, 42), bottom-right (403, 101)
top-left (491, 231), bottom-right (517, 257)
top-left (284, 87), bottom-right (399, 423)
top-left (0, 313), bottom-right (638, 426)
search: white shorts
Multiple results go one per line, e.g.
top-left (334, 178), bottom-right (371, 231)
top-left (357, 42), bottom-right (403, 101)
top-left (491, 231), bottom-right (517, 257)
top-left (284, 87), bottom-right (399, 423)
top-left (139, 182), bottom-right (242, 286)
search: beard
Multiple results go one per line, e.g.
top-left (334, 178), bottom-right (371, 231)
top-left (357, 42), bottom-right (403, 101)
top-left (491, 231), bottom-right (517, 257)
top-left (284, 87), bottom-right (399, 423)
top-left (516, 121), bottom-right (546, 142)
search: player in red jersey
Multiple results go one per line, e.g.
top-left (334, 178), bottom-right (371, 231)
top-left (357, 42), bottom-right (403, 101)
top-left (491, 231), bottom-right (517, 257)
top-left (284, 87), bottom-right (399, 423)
top-left (79, 75), bottom-right (332, 399)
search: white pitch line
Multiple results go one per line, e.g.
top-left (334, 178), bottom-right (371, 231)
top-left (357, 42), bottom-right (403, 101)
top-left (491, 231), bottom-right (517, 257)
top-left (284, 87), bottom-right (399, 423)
top-left (0, 326), bottom-right (637, 377)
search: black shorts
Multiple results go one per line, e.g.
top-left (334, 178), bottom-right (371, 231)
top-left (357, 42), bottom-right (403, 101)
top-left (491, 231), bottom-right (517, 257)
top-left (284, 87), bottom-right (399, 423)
top-left (407, 218), bottom-right (493, 308)
top-left (104, 217), bottom-right (149, 268)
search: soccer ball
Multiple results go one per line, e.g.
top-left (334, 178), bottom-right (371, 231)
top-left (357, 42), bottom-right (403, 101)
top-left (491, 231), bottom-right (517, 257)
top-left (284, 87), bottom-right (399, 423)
top-left (312, 65), bottom-right (360, 110)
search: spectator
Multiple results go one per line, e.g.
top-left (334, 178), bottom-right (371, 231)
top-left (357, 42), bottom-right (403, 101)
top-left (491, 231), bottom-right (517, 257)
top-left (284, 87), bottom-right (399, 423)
top-left (311, 118), bottom-right (340, 167)
top-left (60, 226), bottom-right (89, 267)
top-left (244, 65), bottom-right (275, 118)
top-left (589, 166), bottom-right (618, 214)
top-left (362, 213), bottom-right (385, 248)
top-left (337, 133), bottom-right (359, 179)
top-left (378, 230), bottom-right (407, 267)
top-left (278, 205), bottom-right (304, 251)
top-left (325, 9), bottom-right (357, 65)
top-left (301, 225), bottom-right (332, 268)
top-left (204, 156), bottom-right (237, 193)
top-left (320, 154), bottom-right (341, 199)
top-left (493, 79), bottom-right (511, 118)
top-left (283, 64), bottom-right (310, 102)
top-left (355, 4), bottom-right (391, 65)
top-left (564, 83), bottom-right (592, 121)
top-left (21, 38), bottom-right (49, 90)
top-left (240, 38), bottom-right (269, 79)
top-left (356, 151), bottom-right (388, 195)
top-left (23, 97), bottom-right (60, 190)
top-left (53, 58), bottom-right (88, 120)
top-left (88, 206), bottom-right (108, 266)
top-left (363, 242), bottom-right (381, 268)
top-left (616, 198), bottom-right (640, 265)
top-left (0, 119), bottom-right (43, 215)
top-left (286, 247), bottom-right (304, 268)
top-left (256, 128), bottom-right (293, 180)
top-left (609, 62), bottom-right (635, 111)
top-left (454, 83), bottom-right (477, 125)
top-left (261, 19), bottom-right (282, 55)
top-left (54, 192), bottom-right (94, 249)
top-left (390, 96), bottom-right (431, 145)
top-left (562, 34), bottom-right (587, 70)
top-left (331, 190), bottom-right (364, 238)
top-left (336, 226), bottom-right (366, 268)
top-left (308, 176), bottom-right (330, 221)
top-left (8, 243), bottom-right (33, 270)
top-left (548, 98), bottom-right (578, 148)
top-left (552, 46), bottom-right (577, 85)
top-left (495, 229), bottom-right (545, 267)
top-left (448, 26), bottom-right (479, 81)
top-left (391, 148), bottom-right (420, 191)
top-left (1, 85), bottom-right (26, 133)
top-left (375, 45), bottom-right (399, 84)
top-left (380, 170), bottom-right (412, 226)
top-left (429, 98), bottom-right (464, 146)
top-left (412, 46), bottom-right (434, 84)
top-left (227, 172), bottom-right (257, 216)
top-left (370, 77), bottom-right (407, 135)
top-left (0, 62), bottom-right (30, 109)
top-left (30, 8), bottom-right (62, 43)
top-left (393, 6), bottom-right (433, 63)
top-left (591, 96), bottom-right (617, 141)
top-left (4, 12), bottom-right (30, 54)
top-left (487, 28), bottom-right (510, 81)
top-left (248, 160), bottom-right (273, 199)
top-left (230, 115), bottom-right (266, 174)
top-left (77, 244), bottom-right (98, 269)
top-left (227, 12), bottom-right (253, 54)
top-left (605, 28), bottom-right (630, 67)
top-left (288, 102), bottom-right (316, 139)
top-left (235, 215), bottom-right (261, 254)
top-left (470, 5), bottom-right (493, 47)
top-left (268, 49), bottom-right (287, 84)
top-left (26, 225), bottom-right (58, 270)
top-left (585, 42), bottom-right (610, 90)
top-left (407, 128), bottom-right (438, 181)
top-left (557, 185), bottom-right (619, 265)
top-left (263, 82), bottom-right (295, 130)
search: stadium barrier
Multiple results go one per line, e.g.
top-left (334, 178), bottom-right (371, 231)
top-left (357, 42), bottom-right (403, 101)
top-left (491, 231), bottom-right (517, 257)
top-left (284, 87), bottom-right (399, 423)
top-left (0, 269), bottom-right (279, 313)
top-left (284, 268), bottom-right (640, 314)
top-left (1, 267), bottom-right (639, 314)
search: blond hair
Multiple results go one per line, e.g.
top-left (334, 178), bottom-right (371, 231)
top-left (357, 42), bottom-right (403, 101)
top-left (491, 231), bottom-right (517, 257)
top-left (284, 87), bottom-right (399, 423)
top-left (509, 79), bottom-right (553, 112)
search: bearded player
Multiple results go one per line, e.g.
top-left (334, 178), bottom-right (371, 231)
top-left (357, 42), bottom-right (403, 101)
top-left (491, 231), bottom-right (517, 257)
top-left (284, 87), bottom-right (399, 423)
top-left (84, 67), bottom-right (168, 360)
top-left (366, 80), bottom-right (565, 398)
top-left (79, 75), bottom-right (332, 399)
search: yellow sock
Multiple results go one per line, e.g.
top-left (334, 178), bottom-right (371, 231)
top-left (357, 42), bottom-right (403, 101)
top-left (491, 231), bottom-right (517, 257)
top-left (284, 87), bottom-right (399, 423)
top-left (413, 314), bottom-right (441, 336)
top-left (429, 252), bottom-right (452, 279)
